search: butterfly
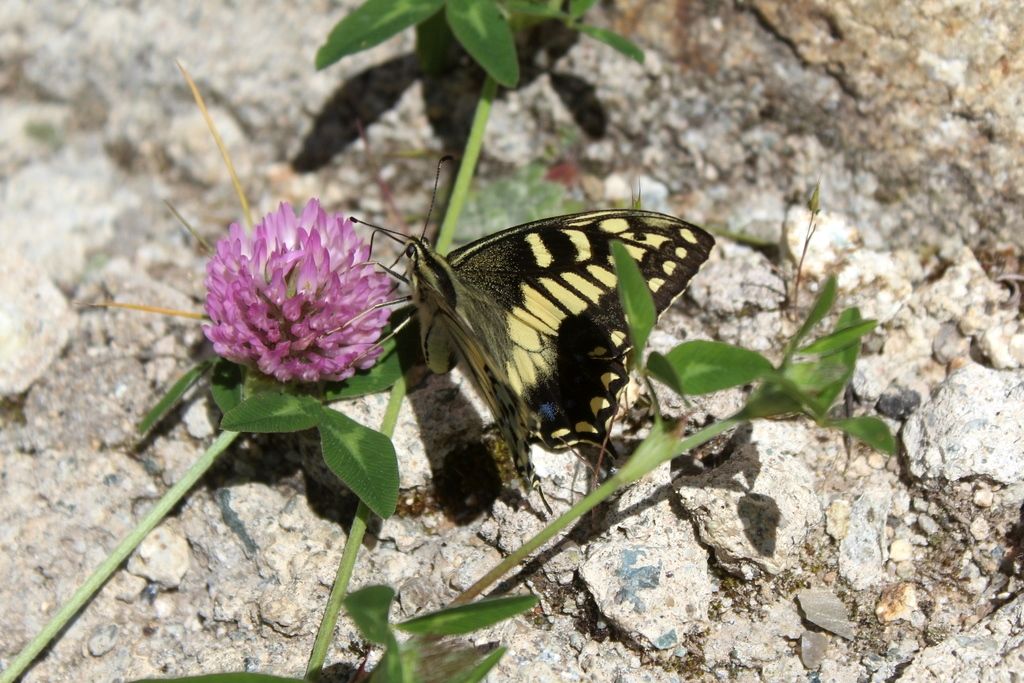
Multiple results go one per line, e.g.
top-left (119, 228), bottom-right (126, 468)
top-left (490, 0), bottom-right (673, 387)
top-left (403, 209), bottom-right (714, 484)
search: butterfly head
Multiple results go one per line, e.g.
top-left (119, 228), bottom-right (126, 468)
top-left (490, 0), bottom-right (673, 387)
top-left (404, 237), bottom-right (457, 310)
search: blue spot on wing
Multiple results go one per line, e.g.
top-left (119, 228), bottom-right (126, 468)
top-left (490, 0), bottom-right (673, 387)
top-left (538, 402), bottom-right (559, 423)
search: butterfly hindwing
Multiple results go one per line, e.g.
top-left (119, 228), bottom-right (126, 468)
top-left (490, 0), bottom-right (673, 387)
top-left (408, 209), bottom-right (714, 482)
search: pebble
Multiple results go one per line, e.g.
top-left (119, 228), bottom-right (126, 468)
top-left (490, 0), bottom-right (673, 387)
top-left (889, 538), bottom-right (913, 563)
top-left (800, 630), bottom-right (829, 670)
top-left (126, 526), bottom-right (191, 589)
top-left (973, 487), bottom-right (994, 508)
top-left (87, 624), bottom-right (119, 657)
top-left (797, 589), bottom-right (856, 640)
top-left (0, 250), bottom-right (76, 395)
top-left (969, 516), bottom-right (990, 541)
top-left (826, 499), bottom-right (851, 541)
top-left (875, 583), bottom-right (918, 623)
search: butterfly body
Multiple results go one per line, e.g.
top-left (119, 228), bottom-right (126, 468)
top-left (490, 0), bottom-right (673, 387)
top-left (406, 209), bottom-right (714, 483)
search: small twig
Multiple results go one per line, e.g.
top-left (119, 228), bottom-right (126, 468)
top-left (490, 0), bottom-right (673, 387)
top-left (792, 181), bottom-right (821, 312)
top-left (177, 60), bottom-right (253, 230)
top-left (164, 200), bottom-right (212, 253)
top-left (77, 301), bottom-right (206, 320)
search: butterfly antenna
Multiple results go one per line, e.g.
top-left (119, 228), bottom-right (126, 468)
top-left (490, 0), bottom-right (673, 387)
top-left (421, 155), bottom-right (454, 241)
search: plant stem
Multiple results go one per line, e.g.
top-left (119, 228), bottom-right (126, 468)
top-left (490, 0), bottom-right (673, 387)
top-left (450, 417), bottom-right (741, 606)
top-left (305, 377), bottom-right (407, 682)
top-left (433, 76), bottom-right (498, 256)
top-left (0, 430), bottom-right (240, 683)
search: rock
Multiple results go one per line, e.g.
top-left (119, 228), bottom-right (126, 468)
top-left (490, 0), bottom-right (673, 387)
top-left (800, 630), bottom-right (829, 669)
top-left (687, 245), bottom-right (787, 316)
top-left (182, 397), bottom-right (215, 440)
top-left (0, 249), bottom-right (76, 396)
top-left (853, 247), bottom-right (1009, 404)
top-left (703, 599), bottom-right (805, 670)
top-left (797, 589), bottom-right (856, 640)
top-left (127, 526), bottom-right (191, 589)
top-left (903, 363), bottom-right (1024, 485)
top-left (783, 207), bottom-right (862, 280)
top-left (838, 478), bottom-right (891, 590)
top-left (875, 385), bottom-right (922, 420)
top-left (86, 624), bottom-right (119, 657)
top-left (580, 465), bottom-right (712, 650)
top-left (876, 583), bottom-right (917, 623)
top-left (1, 148), bottom-right (133, 287)
top-left (826, 499), bottom-right (851, 541)
top-left (676, 442), bottom-right (822, 577)
top-left (897, 593), bottom-right (1024, 681)
top-left (980, 320), bottom-right (1024, 369)
top-left (889, 538), bottom-right (913, 563)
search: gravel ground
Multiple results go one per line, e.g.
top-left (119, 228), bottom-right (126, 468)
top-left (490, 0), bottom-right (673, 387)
top-left (2, 1), bottom-right (1022, 681)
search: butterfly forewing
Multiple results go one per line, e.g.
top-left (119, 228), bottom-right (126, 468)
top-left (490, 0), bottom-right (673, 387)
top-left (410, 209), bottom-right (714, 483)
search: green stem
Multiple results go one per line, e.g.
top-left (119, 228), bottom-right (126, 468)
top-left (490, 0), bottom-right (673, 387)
top-left (1, 430), bottom-right (240, 683)
top-left (450, 417), bottom-right (741, 606)
top-left (433, 76), bottom-right (498, 256)
top-left (305, 377), bottom-right (407, 682)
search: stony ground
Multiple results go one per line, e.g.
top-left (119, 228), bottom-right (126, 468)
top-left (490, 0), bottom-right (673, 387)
top-left (2, 1), bottom-right (1023, 681)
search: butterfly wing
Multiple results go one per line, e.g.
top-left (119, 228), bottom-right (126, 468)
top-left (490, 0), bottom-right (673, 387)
top-left (446, 209), bottom-right (714, 458)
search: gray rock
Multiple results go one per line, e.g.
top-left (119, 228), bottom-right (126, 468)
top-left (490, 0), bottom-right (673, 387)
top-left (797, 589), bottom-right (856, 640)
top-left (687, 245), bottom-right (786, 316)
top-left (702, 599), bottom-right (804, 670)
top-left (0, 250), bottom-right (76, 396)
top-left (1, 148), bottom-right (131, 288)
top-left (896, 592), bottom-right (1024, 682)
top-left (580, 465), bottom-right (712, 650)
top-left (86, 624), bottom-right (119, 657)
top-left (752, 2), bottom-right (1024, 249)
top-left (800, 630), bottom-right (829, 669)
top-left (903, 363), bottom-right (1024, 485)
top-left (839, 478), bottom-right (891, 590)
top-left (127, 526), bottom-right (191, 589)
top-left (676, 441), bottom-right (822, 577)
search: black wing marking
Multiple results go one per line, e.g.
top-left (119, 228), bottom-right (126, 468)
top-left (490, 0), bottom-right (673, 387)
top-left (447, 210), bottom-right (714, 450)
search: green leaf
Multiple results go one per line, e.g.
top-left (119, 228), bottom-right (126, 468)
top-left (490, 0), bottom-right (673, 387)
top-left (415, 8), bottom-right (455, 76)
top-left (316, 0), bottom-right (446, 70)
top-left (829, 416), bottom-right (896, 454)
top-left (322, 330), bottom-right (405, 401)
top-left (780, 359), bottom-right (849, 419)
top-left (649, 341), bottom-right (774, 395)
top-left (576, 25), bottom-right (645, 63)
top-left (506, 1), bottom-right (569, 19)
top-left (782, 360), bottom-right (850, 394)
top-left (345, 585), bottom-right (396, 644)
top-left (784, 276), bottom-right (837, 362)
top-left (133, 674), bottom-right (303, 683)
top-left (811, 307), bottom-right (863, 415)
top-left (138, 359), bottom-right (213, 434)
top-left (210, 359), bottom-right (243, 415)
top-left (318, 408), bottom-right (399, 518)
top-left (449, 646), bottom-right (506, 683)
top-left (798, 319), bottom-right (877, 356)
top-left (220, 392), bottom-right (322, 433)
top-left (739, 384), bottom-right (803, 420)
top-left (446, 0), bottom-right (520, 87)
top-left (397, 594), bottom-right (537, 636)
top-left (569, 0), bottom-right (598, 18)
top-left (611, 240), bottom-right (655, 365)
